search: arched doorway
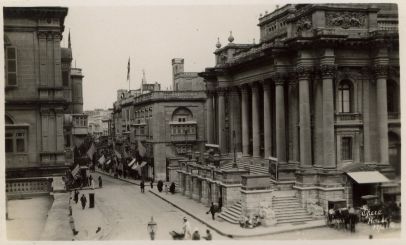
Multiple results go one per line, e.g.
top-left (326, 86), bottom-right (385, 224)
top-left (388, 132), bottom-right (401, 176)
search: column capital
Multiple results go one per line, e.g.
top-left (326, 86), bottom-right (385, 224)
top-left (206, 90), bottom-right (216, 97)
top-left (217, 87), bottom-right (228, 96)
top-left (295, 66), bottom-right (313, 80)
top-left (228, 86), bottom-right (240, 96)
top-left (262, 81), bottom-right (272, 91)
top-left (239, 84), bottom-right (250, 94)
top-left (250, 82), bottom-right (260, 92)
top-left (372, 64), bottom-right (389, 79)
top-left (38, 31), bottom-right (47, 39)
top-left (53, 32), bottom-right (62, 41)
top-left (319, 64), bottom-right (337, 79)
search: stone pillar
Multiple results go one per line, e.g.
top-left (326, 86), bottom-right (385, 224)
top-left (321, 64), bottom-right (337, 168)
top-left (275, 76), bottom-right (287, 163)
top-left (251, 84), bottom-right (261, 158)
top-left (374, 65), bottom-right (389, 165)
top-left (241, 86), bottom-right (250, 156)
top-left (296, 67), bottom-right (313, 167)
top-left (178, 172), bottom-right (185, 194)
top-left (201, 180), bottom-right (209, 206)
top-left (185, 174), bottom-right (191, 197)
top-left (263, 81), bottom-right (272, 159)
top-left (206, 92), bottom-right (214, 144)
top-left (218, 90), bottom-right (226, 153)
top-left (192, 177), bottom-right (200, 200)
top-left (362, 68), bottom-right (371, 162)
top-left (229, 88), bottom-right (242, 153)
top-left (288, 80), bottom-right (299, 162)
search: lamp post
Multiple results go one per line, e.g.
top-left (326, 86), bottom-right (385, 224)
top-left (147, 216), bottom-right (157, 240)
top-left (232, 130), bottom-right (237, 168)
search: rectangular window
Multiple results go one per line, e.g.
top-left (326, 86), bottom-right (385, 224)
top-left (6, 47), bottom-right (17, 86)
top-left (5, 130), bottom-right (27, 153)
top-left (5, 138), bottom-right (13, 153)
top-left (341, 137), bottom-right (352, 160)
top-left (62, 71), bottom-right (69, 86)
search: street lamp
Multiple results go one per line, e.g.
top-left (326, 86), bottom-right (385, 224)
top-left (147, 216), bottom-right (157, 240)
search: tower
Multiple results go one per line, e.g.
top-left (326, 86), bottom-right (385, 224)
top-left (171, 58), bottom-right (184, 91)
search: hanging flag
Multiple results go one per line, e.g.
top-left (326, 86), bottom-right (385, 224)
top-left (138, 140), bottom-right (146, 158)
top-left (115, 149), bottom-right (122, 159)
top-left (86, 143), bottom-right (96, 160)
top-left (127, 57), bottom-right (131, 81)
top-left (98, 155), bottom-right (106, 165)
top-left (71, 164), bottom-right (80, 179)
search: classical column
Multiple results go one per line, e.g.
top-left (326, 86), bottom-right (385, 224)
top-left (275, 76), bottom-right (287, 163)
top-left (251, 84), bottom-right (261, 158)
top-left (240, 86), bottom-right (250, 156)
top-left (229, 88), bottom-right (242, 152)
top-left (374, 65), bottom-right (389, 165)
top-left (217, 90), bottom-right (226, 153)
top-left (321, 64), bottom-right (337, 168)
top-left (206, 92), bottom-right (214, 144)
top-left (263, 81), bottom-right (272, 159)
top-left (296, 66), bottom-right (313, 167)
top-left (288, 80), bottom-right (299, 162)
top-left (361, 68), bottom-right (371, 163)
top-left (53, 32), bottom-right (62, 88)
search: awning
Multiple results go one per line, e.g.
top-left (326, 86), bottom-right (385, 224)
top-left (128, 158), bottom-right (136, 167)
top-left (347, 171), bottom-right (390, 184)
top-left (140, 161), bottom-right (147, 167)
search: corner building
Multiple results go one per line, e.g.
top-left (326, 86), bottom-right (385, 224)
top-left (4, 7), bottom-right (87, 180)
top-left (199, 4), bottom-right (400, 210)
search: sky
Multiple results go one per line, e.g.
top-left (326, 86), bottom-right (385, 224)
top-left (61, 4), bottom-right (276, 110)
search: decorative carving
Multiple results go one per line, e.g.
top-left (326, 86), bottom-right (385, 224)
top-left (326, 11), bottom-right (366, 29)
top-left (53, 32), bottom-right (62, 41)
top-left (296, 15), bottom-right (312, 33)
top-left (271, 72), bottom-right (286, 85)
top-left (373, 64), bottom-right (389, 78)
top-left (37, 31), bottom-right (47, 39)
top-left (295, 66), bottom-right (313, 79)
top-left (320, 64), bottom-right (337, 78)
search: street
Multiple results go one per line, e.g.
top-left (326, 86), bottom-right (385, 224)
top-left (71, 173), bottom-right (227, 240)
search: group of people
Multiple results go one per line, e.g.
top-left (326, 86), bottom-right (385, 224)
top-left (170, 217), bottom-right (212, 240)
top-left (239, 214), bottom-right (261, 229)
top-left (327, 206), bottom-right (359, 232)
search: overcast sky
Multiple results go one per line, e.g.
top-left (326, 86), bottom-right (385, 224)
top-left (61, 4), bottom-right (276, 110)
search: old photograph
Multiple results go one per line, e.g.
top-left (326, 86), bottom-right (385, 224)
top-left (2, 0), bottom-right (402, 242)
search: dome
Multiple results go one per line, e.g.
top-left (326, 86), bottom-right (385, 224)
top-left (216, 37), bottom-right (221, 49)
top-left (228, 31), bottom-right (234, 43)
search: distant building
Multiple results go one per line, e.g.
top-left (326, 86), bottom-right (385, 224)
top-left (172, 58), bottom-right (205, 91)
top-left (85, 108), bottom-right (113, 138)
top-left (4, 7), bottom-right (87, 178)
top-left (112, 80), bottom-right (206, 181)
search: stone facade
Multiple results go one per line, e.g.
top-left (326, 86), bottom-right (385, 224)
top-left (112, 89), bottom-right (206, 181)
top-left (199, 4), bottom-right (400, 210)
top-left (4, 7), bottom-right (86, 178)
top-left (172, 58), bottom-right (205, 91)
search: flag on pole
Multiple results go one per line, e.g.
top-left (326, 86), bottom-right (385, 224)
top-left (86, 143), bottom-right (96, 160)
top-left (98, 155), bottom-right (106, 165)
top-left (138, 140), bottom-right (147, 158)
top-left (114, 149), bottom-right (122, 159)
top-left (127, 57), bottom-right (131, 81)
top-left (71, 164), bottom-right (80, 179)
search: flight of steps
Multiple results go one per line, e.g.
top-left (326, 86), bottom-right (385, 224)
top-left (221, 157), bottom-right (268, 175)
top-left (272, 196), bottom-right (314, 224)
top-left (217, 201), bottom-right (242, 224)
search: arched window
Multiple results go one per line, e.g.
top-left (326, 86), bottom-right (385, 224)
top-left (338, 80), bottom-right (352, 113)
top-left (172, 107), bottom-right (193, 122)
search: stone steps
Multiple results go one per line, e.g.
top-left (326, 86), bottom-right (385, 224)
top-left (218, 201), bottom-right (242, 224)
top-left (272, 196), bottom-right (315, 225)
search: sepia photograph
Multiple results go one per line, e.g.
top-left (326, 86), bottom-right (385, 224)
top-left (1, 0), bottom-right (403, 243)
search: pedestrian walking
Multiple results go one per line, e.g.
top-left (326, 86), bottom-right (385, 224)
top-left (206, 202), bottom-right (216, 220)
top-left (192, 228), bottom-right (200, 240)
top-left (203, 229), bottom-right (212, 240)
top-left (182, 217), bottom-right (192, 240)
top-left (150, 180), bottom-right (154, 189)
top-left (165, 184), bottom-right (169, 194)
top-left (80, 194), bottom-right (87, 209)
top-left (98, 176), bottom-right (103, 188)
top-left (140, 180), bottom-right (145, 193)
top-left (74, 190), bottom-right (79, 204)
top-left (91, 178), bottom-right (95, 190)
top-left (89, 175), bottom-right (93, 187)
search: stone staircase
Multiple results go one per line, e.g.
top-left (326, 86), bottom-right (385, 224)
top-left (272, 195), bottom-right (314, 224)
top-left (221, 157), bottom-right (268, 175)
top-left (217, 201), bottom-right (242, 224)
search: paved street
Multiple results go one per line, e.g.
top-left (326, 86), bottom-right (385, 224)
top-left (71, 173), bottom-right (227, 240)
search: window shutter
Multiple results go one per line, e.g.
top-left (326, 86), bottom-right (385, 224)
top-left (6, 47), bottom-right (17, 86)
